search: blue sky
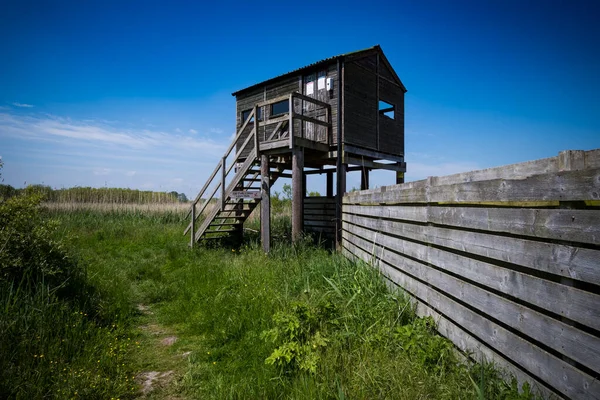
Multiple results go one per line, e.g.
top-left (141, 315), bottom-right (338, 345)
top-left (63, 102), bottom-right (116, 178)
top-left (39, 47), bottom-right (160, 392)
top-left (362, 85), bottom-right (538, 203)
top-left (1, 0), bottom-right (598, 197)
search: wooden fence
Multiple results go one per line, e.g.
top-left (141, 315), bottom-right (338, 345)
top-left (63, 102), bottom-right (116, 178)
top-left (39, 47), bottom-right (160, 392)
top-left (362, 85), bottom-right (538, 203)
top-left (341, 149), bottom-right (600, 399)
top-left (304, 196), bottom-right (336, 239)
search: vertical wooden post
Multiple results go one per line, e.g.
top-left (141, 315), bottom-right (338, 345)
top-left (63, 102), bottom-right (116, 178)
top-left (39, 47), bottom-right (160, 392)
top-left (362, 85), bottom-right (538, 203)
top-left (326, 171), bottom-right (333, 198)
top-left (260, 154), bottom-right (271, 253)
top-left (190, 203), bottom-right (195, 248)
top-left (221, 157), bottom-right (226, 210)
top-left (335, 163), bottom-right (347, 249)
top-left (396, 168), bottom-right (404, 184)
top-left (288, 94), bottom-right (295, 149)
top-left (360, 168), bottom-right (370, 190)
top-left (292, 147), bottom-right (304, 242)
top-left (253, 106), bottom-right (259, 155)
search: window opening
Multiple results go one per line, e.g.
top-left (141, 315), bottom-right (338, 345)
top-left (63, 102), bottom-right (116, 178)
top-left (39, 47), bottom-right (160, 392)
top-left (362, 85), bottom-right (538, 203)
top-left (271, 100), bottom-right (289, 116)
top-left (378, 100), bottom-right (395, 119)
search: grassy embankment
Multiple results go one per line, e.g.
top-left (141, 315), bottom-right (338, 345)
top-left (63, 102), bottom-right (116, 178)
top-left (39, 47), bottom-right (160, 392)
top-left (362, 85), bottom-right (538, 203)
top-left (1, 192), bottom-right (537, 399)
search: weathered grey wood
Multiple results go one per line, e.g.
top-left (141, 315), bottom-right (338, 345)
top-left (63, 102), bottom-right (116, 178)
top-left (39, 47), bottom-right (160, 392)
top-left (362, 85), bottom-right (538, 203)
top-left (344, 206), bottom-right (600, 285)
top-left (345, 244), bottom-right (558, 399)
top-left (344, 214), bottom-right (600, 330)
top-left (427, 206), bottom-right (600, 245)
top-left (343, 204), bottom-right (428, 222)
top-left (221, 157), bottom-right (226, 210)
top-left (256, 93), bottom-right (291, 108)
top-left (292, 113), bottom-right (332, 129)
top-left (292, 147), bottom-right (304, 242)
top-left (344, 156), bottom-right (407, 172)
top-left (253, 105), bottom-right (259, 154)
top-left (342, 233), bottom-right (599, 400)
top-left (230, 190), bottom-right (261, 199)
top-left (360, 168), bottom-right (369, 190)
top-left (345, 166), bottom-right (600, 205)
top-left (343, 144), bottom-right (405, 162)
top-left (261, 154), bottom-right (270, 253)
top-left (344, 222), bottom-right (600, 373)
top-left (293, 92), bottom-right (331, 109)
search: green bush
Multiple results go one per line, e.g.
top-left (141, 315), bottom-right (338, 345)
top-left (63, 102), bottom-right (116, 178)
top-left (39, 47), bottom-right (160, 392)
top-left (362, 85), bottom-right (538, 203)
top-left (0, 194), bottom-right (135, 399)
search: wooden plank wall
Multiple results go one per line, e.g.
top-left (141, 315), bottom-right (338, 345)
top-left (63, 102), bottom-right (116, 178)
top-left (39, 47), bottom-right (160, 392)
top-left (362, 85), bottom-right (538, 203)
top-left (342, 149), bottom-right (600, 400)
top-left (304, 196), bottom-right (336, 239)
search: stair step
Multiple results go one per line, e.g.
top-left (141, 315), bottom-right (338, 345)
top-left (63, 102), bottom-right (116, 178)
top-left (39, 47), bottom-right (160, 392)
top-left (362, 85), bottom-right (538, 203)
top-left (205, 228), bottom-right (237, 234)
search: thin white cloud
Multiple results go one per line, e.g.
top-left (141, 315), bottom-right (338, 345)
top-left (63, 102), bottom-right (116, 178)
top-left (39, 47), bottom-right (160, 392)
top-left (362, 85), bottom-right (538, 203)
top-left (93, 168), bottom-right (111, 176)
top-left (175, 128), bottom-right (182, 133)
top-left (0, 112), bottom-right (226, 153)
top-left (189, 128), bottom-right (198, 134)
top-left (209, 127), bottom-right (224, 134)
top-left (126, 170), bottom-right (136, 177)
top-left (12, 102), bottom-right (34, 108)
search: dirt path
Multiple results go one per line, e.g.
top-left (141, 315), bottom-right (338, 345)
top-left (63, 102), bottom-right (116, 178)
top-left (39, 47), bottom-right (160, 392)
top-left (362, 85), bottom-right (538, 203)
top-left (133, 304), bottom-right (191, 399)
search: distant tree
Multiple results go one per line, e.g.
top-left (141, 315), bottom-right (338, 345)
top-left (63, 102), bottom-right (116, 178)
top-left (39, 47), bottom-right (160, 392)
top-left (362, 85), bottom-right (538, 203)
top-left (307, 191), bottom-right (321, 197)
top-left (177, 192), bottom-right (188, 202)
top-left (282, 183), bottom-right (292, 200)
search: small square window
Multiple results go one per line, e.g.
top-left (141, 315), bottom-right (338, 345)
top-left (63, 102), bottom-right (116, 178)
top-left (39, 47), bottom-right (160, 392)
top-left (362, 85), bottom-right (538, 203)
top-left (241, 107), bottom-right (263, 123)
top-left (379, 100), bottom-right (395, 119)
top-left (271, 100), bottom-right (289, 116)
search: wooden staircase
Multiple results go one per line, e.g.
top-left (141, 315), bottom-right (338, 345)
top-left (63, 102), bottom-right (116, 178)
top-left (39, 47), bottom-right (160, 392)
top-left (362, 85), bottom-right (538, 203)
top-left (184, 107), bottom-right (266, 244)
top-left (185, 92), bottom-right (332, 246)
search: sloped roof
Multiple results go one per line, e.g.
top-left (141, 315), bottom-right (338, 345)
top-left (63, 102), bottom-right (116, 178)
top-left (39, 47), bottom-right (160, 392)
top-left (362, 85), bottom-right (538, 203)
top-left (232, 45), bottom-right (406, 96)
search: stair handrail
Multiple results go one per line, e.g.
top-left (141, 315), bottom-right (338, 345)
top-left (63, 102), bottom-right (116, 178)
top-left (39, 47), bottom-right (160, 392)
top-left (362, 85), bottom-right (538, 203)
top-left (185, 107), bottom-right (257, 220)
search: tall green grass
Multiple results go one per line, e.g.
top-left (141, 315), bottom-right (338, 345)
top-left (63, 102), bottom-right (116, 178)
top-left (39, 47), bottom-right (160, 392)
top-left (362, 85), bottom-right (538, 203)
top-left (54, 209), bottom-right (535, 399)
top-left (2, 199), bottom-right (537, 399)
top-left (0, 194), bottom-right (138, 399)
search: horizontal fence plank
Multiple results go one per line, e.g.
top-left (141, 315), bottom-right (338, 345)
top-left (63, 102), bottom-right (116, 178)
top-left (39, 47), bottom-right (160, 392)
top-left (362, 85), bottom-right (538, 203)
top-left (343, 211), bottom-right (600, 288)
top-left (345, 168), bottom-right (600, 205)
top-left (343, 231), bottom-right (599, 400)
top-left (342, 222), bottom-right (600, 374)
top-left (427, 206), bottom-right (600, 246)
top-left (345, 204), bottom-right (600, 246)
top-left (343, 204), bottom-right (428, 223)
top-left (343, 246), bottom-right (560, 400)
top-left (343, 216), bottom-right (600, 332)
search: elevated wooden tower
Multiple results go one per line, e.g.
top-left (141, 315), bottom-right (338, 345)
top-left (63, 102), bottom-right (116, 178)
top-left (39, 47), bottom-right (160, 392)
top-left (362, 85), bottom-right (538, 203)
top-left (185, 45), bottom-right (407, 251)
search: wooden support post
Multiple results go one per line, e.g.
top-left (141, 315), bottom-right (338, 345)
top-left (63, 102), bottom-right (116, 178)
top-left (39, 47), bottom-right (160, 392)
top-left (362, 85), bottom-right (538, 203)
top-left (303, 174), bottom-right (307, 197)
top-left (260, 154), bottom-right (271, 253)
top-left (253, 105), bottom-right (259, 154)
top-left (190, 204), bottom-right (195, 248)
top-left (221, 157), bottom-right (226, 210)
top-left (288, 95), bottom-right (294, 149)
top-left (360, 168), bottom-right (370, 190)
top-left (396, 164), bottom-right (404, 184)
top-left (292, 147), bottom-right (304, 242)
top-left (335, 163), bottom-right (347, 248)
top-left (326, 171), bottom-right (334, 198)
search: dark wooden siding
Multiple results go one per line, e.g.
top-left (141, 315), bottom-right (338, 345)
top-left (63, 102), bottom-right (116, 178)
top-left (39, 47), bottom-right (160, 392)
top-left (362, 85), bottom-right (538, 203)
top-left (235, 65), bottom-right (340, 155)
top-left (343, 55), bottom-right (405, 157)
top-left (378, 77), bottom-right (405, 156)
top-left (304, 196), bottom-right (336, 240)
top-left (236, 87), bottom-right (263, 159)
top-left (343, 60), bottom-right (378, 150)
top-left (301, 64), bottom-right (339, 144)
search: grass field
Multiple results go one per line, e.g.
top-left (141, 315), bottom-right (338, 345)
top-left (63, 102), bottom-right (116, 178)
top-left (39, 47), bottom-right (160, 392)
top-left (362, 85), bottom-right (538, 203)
top-left (0, 195), bottom-right (537, 399)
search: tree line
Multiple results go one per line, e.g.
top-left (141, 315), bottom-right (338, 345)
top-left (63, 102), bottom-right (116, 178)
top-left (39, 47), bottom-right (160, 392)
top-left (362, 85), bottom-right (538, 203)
top-left (0, 184), bottom-right (189, 204)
